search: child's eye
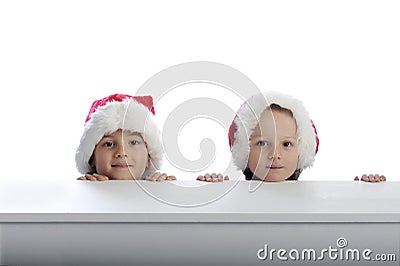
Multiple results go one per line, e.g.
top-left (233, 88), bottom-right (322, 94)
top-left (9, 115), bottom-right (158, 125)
top-left (257, 140), bottom-right (269, 146)
top-left (103, 141), bottom-right (114, 147)
top-left (130, 140), bottom-right (140, 145)
top-left (283, 142), bottom-right (292, 148)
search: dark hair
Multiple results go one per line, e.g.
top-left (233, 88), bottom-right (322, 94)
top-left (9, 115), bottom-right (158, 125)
top-left (269, 103), bottom-right (294, 116)
top-left (243, 167), bottom-right (302, 181)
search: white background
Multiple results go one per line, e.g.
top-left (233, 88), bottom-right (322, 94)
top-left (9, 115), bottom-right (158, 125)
top-left (0, 0), bottom-right (399, 181)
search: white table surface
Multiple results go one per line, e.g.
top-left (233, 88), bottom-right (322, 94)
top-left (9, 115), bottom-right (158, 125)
top-left (0, 180), bottom-right (399, 222)
top-left (1, 180), bottom-right (399, 266)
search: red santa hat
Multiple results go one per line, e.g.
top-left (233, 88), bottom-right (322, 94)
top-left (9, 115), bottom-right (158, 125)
top-left (75, 94), bottom-right (163, 176)
top-left (228, 91), bottom-right (319, 172)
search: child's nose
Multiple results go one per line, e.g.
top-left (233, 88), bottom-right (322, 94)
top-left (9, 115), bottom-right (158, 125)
top-left (115, 145), bottom-right (127, 158)
top-left (267, 146), bottom-right (281, 160)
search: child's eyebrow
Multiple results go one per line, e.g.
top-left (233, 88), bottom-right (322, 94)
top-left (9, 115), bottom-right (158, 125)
top-left (250, 135), bottom-right (296, 140)
top-left (283, 135), bottom-right (297, 139)
top-left (125, 132), bottom-right (144, 139)
top-left (250, 135), bottom-right (263, 138)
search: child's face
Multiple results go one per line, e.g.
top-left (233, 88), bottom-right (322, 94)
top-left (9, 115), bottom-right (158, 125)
top-left (90, 129), bottom-right (149, 180)
top-left (248, 109), bottom-right (299, 182)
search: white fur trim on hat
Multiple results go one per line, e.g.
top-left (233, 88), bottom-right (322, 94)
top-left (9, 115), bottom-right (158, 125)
top-left (229, 91), bottom-right (318, 171)
top-left (75, 98), bottom-right (162, 177)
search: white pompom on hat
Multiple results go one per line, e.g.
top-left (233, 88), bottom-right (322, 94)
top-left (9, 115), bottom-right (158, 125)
top-left (75, 94), bottom-right (162, 177)
top-left (228, 91), bottom-right (319, 172)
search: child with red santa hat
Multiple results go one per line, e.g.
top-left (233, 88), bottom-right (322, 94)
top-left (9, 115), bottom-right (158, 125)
top-left (76, 93), bottom-right (175, 181)
top-left (198, 91), bottom-right (385, 182)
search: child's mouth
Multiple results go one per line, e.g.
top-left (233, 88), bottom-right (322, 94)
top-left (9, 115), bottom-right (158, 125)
top-left (111, 163), bottom-right (132, 168)
top-left (267, 165), bottom-right (283, 169)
